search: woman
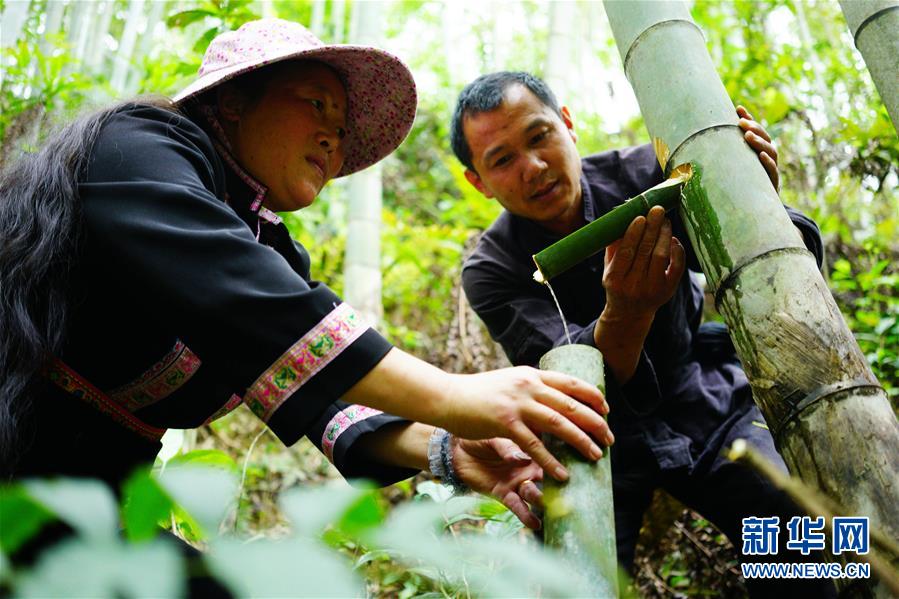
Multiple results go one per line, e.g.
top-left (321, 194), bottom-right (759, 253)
top-left (0, 19), bottom-right (609, 526)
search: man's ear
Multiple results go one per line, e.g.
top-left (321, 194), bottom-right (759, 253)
top-left (216, 84), bottom-right (246, 123)
top-left (464, 168), bottom-right (494, 198)
top-left (560, 106), bottom-right (578, 144)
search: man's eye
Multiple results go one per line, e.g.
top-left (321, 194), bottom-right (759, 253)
top-left (531, 131), bottom-right (549, 144)
top-left (337, 127), bottom-right (347, 139)
top-left (309, 99), bottom-right (324, 110)
top-left (494, 155), bottom-right (512, 168)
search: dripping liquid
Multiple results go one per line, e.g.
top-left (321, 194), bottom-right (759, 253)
top-left (545, 280), bottom-right (572, 345)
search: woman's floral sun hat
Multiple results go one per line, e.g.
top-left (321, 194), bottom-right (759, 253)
top-left (174, 18), bottom-right (417, 177)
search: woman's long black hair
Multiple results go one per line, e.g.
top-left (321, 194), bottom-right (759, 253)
top-left (0, 98), bottom-right (176, 477)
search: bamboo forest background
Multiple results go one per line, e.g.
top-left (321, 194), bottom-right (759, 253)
top-left (1, 0), bottom-right (897, 597)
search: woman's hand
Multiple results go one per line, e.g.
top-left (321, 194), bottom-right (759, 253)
top-left (452, 437), bottom-right (545, 530)
top-left (441, 367), bottom-right (612, 481)
top-left (343, 348), bottom-right (610, 482)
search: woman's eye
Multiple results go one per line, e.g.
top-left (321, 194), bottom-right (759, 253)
top-left (531, 131), bottom-right (548, 144)
top-left (494, 155), bottom-right (511, 168)
top-left (337, 127), bottom-right (347, 139)
top-left (309, 99), bottom-right (324, 110)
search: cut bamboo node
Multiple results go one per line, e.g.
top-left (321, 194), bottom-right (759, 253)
top-left (531, 164), bottom-right (693, 283)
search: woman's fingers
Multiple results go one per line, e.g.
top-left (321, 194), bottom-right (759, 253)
top-left (518, 478), bottom-right (544, 507)
top-left (508, 421), bottom-right (569, 481)
top-left (488, 437), bottom-right (532, 464)
top-left (502, 490), bottom-right (541, 530)
top-left (537, 369), bottom-right (608, 415)
top-left (525, 399), bottom-right (610, 464)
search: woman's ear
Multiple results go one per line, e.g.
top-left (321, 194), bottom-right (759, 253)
top-left (216, 84), bottom-right (246, 123)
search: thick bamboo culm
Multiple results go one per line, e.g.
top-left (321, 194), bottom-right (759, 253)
top-left (538, 345), bottom-right (618, 598)
top-left (839, 0), bottom-right (899, 131)
top-left (602, 2), bottom-right (899, 594)
top-left (532, 165), bottom-right (691, 284)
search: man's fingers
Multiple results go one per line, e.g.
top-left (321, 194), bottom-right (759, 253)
top-left (760, 152), bottom-right (779, 191)
top-left (647, 218), bottom-right (673, 281)
top-left (736, 105), bottom-right (754, 121)
top-left (666, 237), bottom-right (686, 285)
top-left (510, 422), bottom-right (568, 481)
top-left (633, 206), bottom-right (664, 275)
top-left (538, 369), bottom-right (608, 415)
top-left (502, 491), bottom-right (541, 530)
top-left (744, 129), bottom-right (777, 162)
top-left (739, 117), bottom-right (772, 143)
top-left (606, 216), bottom-right (645, 278)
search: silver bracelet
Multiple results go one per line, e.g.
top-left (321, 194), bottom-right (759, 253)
top-left (428, 427), bottom-right (448, 478)
top-left (426, 428), bottom-right (469, 494)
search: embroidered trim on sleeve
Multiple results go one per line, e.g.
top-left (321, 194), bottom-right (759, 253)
top-left (244, 303), bottom-right (369, 422)
top-left (109, 340), bottom-right (202, 411)
top-left (45, 359), bottom-right (166, 441)
top-left (202, 393), bottom-right (243, 426)
top-left (321, 405), bottom-right (383, 462)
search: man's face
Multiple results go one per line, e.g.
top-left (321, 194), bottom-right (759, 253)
top-left (462, 85), bottom-right (583, 234)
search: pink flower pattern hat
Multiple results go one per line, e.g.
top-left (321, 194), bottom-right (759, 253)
top-left (174, 18), bottom-right (417, 177)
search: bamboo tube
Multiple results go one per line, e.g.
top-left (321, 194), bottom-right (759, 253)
top-left (532, 165), bottom-right (691, 284)
top-left (539, 344), bottom-right (618, 598)
top-left (602, 2), bottom-right (899, 594)
top-left (839, 0), bottom-right (899, 131)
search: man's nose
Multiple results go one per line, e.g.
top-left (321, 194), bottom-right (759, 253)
top-left (522, 152), bottom-right (547, 183)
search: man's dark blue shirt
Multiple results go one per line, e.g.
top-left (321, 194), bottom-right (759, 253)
top-left (462, 143), bottom-right (824, 474)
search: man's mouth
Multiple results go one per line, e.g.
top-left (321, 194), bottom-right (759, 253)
top-left (531, 180), bottom-right (559, 199)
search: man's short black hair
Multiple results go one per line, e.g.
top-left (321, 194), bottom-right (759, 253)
top-left (450, 71), bottom-right (562, 172)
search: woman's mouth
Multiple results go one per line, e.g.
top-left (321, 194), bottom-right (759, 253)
top-left (306, 156), bottom-right (326, 179)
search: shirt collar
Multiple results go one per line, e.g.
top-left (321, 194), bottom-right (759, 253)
top-left (199, 105), bottom-right (282, 231)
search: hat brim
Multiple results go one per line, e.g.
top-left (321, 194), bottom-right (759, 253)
top-left (174, 45), bottom-right (417, 177)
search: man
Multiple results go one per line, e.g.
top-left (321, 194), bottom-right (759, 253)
top-left (452, 72), bottom-right (833, 596)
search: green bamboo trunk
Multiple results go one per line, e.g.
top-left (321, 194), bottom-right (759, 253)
top-left (539, 344), bottom-right (617, 598)
top-left (603, 1), bottom-right (899, 592)
top-left (532, 165), bottom-right (691, 283)
top-left (839, 0), bottom-right (899, 131)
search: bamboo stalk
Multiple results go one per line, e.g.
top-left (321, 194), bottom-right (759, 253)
top-left (532, 165), bottom-right (691, 284)
top-left (539, 344), bottom-right (618, 598)
top-left (602, 3), bottom-right (899, 595)
top-left (727, 440), bottom-right (899, 596)
top-left (839, 0), bottom-right (899, 131)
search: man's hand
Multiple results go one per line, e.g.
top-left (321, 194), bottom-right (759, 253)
top-left (594, 205), bottom-right (686, 383)
top-left (453, 437), bottom-right (545, 530)
top-left (737, 105), bottom-right (779, 191)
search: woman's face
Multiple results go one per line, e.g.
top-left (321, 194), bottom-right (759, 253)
top-left (224, 62), bottom-right (348, 212)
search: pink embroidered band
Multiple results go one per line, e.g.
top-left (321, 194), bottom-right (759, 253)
top-left (243, 303), bottom-right (368, 422)
top-left (45, 359), bottom-right (166, 441)
top-left (203, 393), bottom-right (244, 426)
top-left (321, 405), bottom-right (383, 462)
top-left (109, 340), bottom-right (201, 411)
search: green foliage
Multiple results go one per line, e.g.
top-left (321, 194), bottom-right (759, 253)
top-left (0, 33), bottom-right (92, 150)
top-left (831, 250), bottom-right (899, 399)
top-left (1, 461), bottom-right (590, 598)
